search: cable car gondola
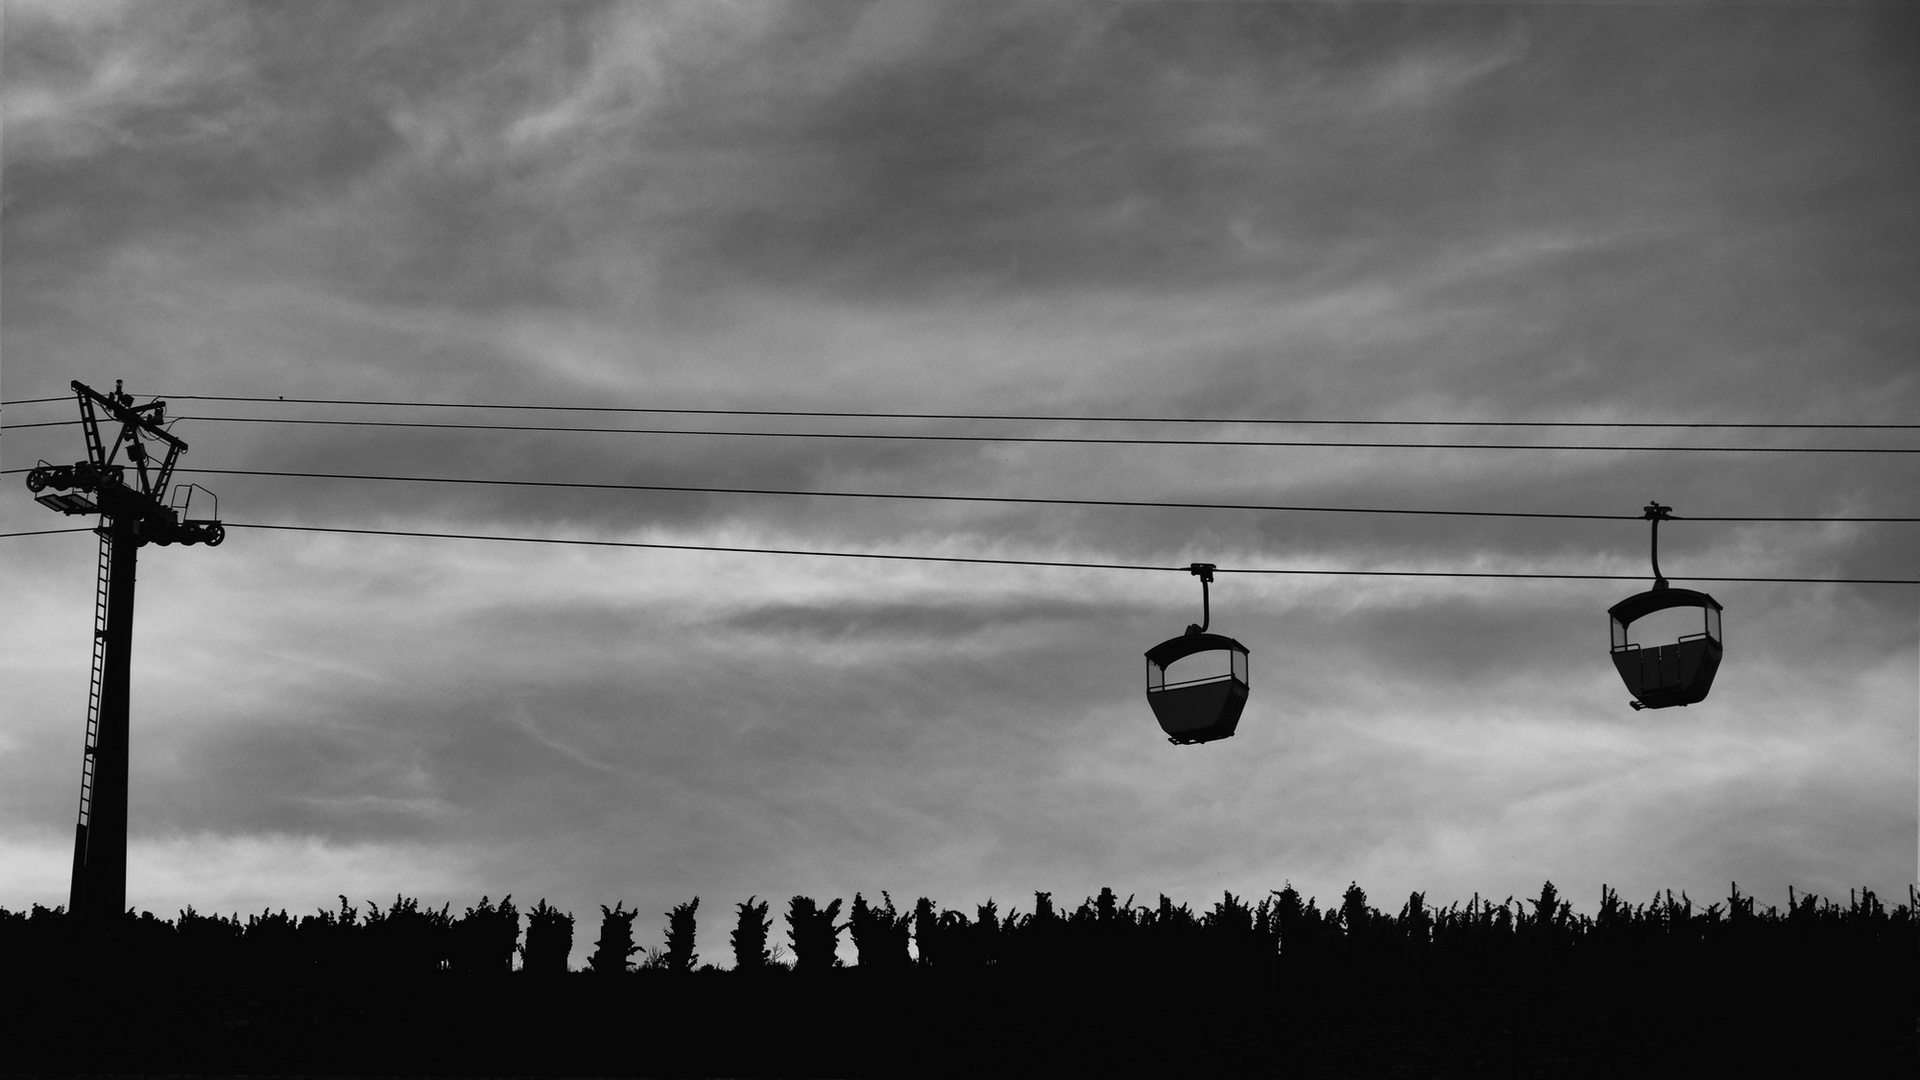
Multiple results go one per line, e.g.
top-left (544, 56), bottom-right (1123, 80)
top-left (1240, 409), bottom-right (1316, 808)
top-left (1609, 503), bottom-right (1723, 711)
top-left (1145, 563), bottom-right (1250, 745)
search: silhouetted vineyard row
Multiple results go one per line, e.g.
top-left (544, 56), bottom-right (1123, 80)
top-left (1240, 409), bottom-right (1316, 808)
top-left (5, 880), bottom-right (1912, 981)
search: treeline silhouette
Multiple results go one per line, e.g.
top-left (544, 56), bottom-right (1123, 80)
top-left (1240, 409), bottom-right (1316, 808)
top-left (4, 880), bottom-right (1911, 983)
top-left (6, 880), bottom-right (1912, 1076)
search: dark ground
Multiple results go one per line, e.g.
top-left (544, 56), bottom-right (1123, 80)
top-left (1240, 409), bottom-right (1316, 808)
top-left (4, 968), bottom-right (1913, 1077)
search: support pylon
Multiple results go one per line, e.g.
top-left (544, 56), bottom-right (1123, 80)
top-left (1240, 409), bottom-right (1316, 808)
top-left (25, 380), bottom-right (222, 938)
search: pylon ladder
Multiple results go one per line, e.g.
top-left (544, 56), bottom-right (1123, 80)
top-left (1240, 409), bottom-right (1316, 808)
top-left (74, 528), bottom-right (112, 832)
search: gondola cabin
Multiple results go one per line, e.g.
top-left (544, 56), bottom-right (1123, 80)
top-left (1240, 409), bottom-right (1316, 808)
top-left (1606, 501), bottom-right (1725, 711)
top-left (1145, 632), bottom-right (1250, 744)
top-left (1609, 587), bottom-right (1723, 710)
top-left (1144, 563), bottom-right (1249, 744)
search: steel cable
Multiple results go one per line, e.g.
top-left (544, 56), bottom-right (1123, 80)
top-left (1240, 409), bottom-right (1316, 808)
top-left (7, 392), bottom-right (1912, 430)
top-left (5, 521), bottom-right (1912, 584)
top-left (5, 465), bottom-right (1915, 522)
top-left (9, 413), bottom-right (1914, 452)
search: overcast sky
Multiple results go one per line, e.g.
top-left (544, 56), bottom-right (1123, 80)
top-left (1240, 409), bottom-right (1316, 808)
top-left (3, 0), bottom-right (1915, 966)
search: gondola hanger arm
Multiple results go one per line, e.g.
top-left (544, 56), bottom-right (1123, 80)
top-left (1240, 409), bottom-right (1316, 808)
top-left (1644, 501), bottom-right (1674, 590)
top-left (1187, 562), bottom-right (1215, 635)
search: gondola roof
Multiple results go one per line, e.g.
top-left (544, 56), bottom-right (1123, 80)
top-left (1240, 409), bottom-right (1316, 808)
top-left (1145, 631), bottom-right (1250, 669)
top-left (1607, 586), bottom-right (1722, 626)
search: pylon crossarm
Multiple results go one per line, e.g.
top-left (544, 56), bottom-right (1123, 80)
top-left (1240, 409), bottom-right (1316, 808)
top-left (38, 381), bottom-right (221, 543)
top-left (72, 380), bottom-right (187, 460)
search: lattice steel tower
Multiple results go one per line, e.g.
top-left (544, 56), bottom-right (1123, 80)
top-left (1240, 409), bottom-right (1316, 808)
top-left (25, 381), bottom-right (223, 932)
